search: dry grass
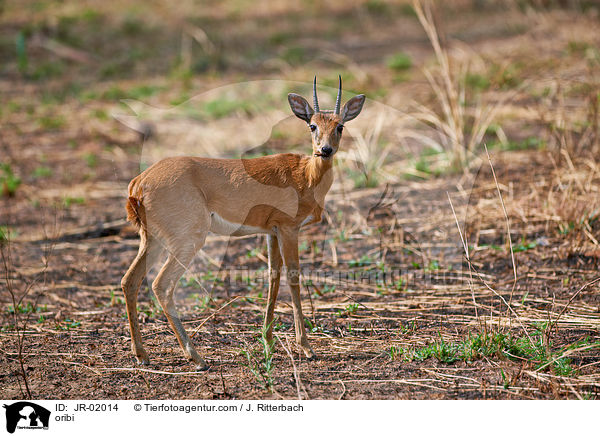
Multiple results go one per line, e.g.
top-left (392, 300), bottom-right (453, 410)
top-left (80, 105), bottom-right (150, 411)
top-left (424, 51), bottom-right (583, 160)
top-left (410, 0), bottom-right (510, 170)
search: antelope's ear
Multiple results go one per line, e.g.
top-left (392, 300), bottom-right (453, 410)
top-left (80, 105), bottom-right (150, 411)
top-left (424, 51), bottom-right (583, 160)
top-left (341, 95), bottom-right (366, 122)
top-left (288, 93), bottom-right (314, 123)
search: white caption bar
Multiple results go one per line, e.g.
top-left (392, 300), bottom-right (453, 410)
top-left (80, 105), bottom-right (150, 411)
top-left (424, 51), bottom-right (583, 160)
top-left (0, 400), bottom-right (594, 435)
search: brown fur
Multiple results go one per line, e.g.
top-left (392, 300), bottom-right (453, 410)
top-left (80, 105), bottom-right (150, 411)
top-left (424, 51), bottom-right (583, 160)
top-left (242, 153), bottom-right (332, 190)
top-left (120, 87), bottom-right (365, 367)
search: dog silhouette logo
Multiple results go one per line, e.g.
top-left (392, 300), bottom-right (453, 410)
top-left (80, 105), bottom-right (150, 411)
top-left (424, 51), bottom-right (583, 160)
top-left (3, 402), bottom-right (50, 433)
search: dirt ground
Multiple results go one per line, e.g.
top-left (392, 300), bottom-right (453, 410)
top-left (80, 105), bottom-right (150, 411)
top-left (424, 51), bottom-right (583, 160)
top-left (1, 0), bottom-right (600, 400)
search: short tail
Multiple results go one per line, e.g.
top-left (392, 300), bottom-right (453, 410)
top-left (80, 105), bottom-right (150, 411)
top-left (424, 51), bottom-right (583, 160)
top-left (125, 177), bottom-right (146, 232)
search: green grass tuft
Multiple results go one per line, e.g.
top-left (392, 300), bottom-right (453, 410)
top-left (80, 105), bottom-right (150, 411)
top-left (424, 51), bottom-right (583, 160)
top-left (390, 330), bottom-right (598, 376)
top-left (0, 163), bottom-right (21, 197)
top-left (387, 52), bottom-right (412, 71)
top-left (240, 324), bottom-right (275, 391)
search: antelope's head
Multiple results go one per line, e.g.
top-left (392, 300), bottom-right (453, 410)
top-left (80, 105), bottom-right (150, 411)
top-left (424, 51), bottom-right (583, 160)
top-left (288, 76), bottom-right (365, 160)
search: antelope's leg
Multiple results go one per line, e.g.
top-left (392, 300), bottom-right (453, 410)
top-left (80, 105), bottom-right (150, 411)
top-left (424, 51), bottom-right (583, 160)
top-left (121, 232), bottom-right (163, 364)
top-left (263, 233), bottom-right (282, 344)
top-left (152, 246), bottom-right (208, 369)
top-left (278, 228), bottom-right (316, 359)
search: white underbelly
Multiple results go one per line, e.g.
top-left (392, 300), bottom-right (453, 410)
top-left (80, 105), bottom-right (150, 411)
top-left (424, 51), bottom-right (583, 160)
top-left (209, 212), bottom-right (269, 236)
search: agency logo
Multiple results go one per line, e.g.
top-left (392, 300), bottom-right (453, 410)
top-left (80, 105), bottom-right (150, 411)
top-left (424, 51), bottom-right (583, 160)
top-left (3, 402), bottom-right (50, 434)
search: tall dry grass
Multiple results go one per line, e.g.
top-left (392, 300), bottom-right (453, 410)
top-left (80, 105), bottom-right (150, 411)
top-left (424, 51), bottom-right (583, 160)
top-left (411, 0), bottom-right (509, 170)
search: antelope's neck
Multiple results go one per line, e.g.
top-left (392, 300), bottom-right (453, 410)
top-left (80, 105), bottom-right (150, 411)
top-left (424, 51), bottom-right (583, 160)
top-left (305, 155), bottom-right (333, 188)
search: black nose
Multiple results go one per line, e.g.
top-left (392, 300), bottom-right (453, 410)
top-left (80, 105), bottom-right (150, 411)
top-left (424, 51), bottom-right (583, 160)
top-left (321, 146), bottom-right (333, 156)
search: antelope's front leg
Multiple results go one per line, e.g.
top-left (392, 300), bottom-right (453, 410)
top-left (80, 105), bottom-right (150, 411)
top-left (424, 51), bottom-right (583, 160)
top-left (278, 227), bottom-right (316, 359)
top-left (263, 233), bottom-right (282, 344)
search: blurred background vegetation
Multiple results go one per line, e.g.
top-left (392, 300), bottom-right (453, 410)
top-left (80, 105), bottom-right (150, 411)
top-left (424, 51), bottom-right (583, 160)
top-left (1, 0), bottom-right (599, 191)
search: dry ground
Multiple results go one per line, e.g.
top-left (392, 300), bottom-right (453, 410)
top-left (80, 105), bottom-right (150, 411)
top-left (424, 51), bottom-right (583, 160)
top-left (1, 0), bottom-right (600, 399)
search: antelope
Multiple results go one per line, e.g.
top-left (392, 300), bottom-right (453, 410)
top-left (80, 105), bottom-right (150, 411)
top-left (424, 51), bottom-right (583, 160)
top-left (121, 76), bottom-right (365, 368)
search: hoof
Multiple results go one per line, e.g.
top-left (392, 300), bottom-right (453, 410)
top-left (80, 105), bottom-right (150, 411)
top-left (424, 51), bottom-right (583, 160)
top-left (136, 354), bottom-right (150, 365)
top-left (195, 361), bottom-right (210, 371)
top-left (302, 347), bottom-right (317, 360)
top-left (133, 347), bottom-right (150, 365)
top-left (187, 350), bottom-right (209, 370)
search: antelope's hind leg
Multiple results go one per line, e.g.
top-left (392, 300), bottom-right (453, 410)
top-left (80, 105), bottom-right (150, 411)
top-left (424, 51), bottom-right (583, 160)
top-left (151, 218), bottom-right (210, 369)
top-left (121, 233), bottom-right (163, 364)
top-left (152, 252), bottom-right (207, 368)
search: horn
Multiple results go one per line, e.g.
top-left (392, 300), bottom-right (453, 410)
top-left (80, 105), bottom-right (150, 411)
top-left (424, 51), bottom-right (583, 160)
top-left (334, 75), bottom-right (342, 114)
top-left (313, 76), bottom-right (320, 113)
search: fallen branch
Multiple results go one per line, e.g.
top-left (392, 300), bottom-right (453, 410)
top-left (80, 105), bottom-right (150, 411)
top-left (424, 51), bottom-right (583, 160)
top-left (14, 219), bottom-right (127, 243)
top-left (30, 34), bottom-right (94, 64)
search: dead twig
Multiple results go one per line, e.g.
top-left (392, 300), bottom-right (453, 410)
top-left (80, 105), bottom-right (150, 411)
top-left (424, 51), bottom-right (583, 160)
top-left (485, 145), bottom-right (518, 308)
top-left (447, 190), bottom-right (535, 347)
top-left (447, 191), bottom-right (479, 321)
top-left (337, 379), bottom-right (347, 400)
top-left (1, 206), bottom-right (57, 399)
top-left (546, 276), bottom-right (600, 340)
top-left (191, 296), bottom-right (243, 337)
top-left (102, 367), bottom-right (208, 376)
top-left (276, 335), bottom-right (303, 400)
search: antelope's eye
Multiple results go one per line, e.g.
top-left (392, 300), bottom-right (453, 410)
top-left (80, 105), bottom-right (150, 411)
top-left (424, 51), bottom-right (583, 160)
top-left (309, 124), bottom-right (317, 132)
top-left (337, 125), bottom-right (344, 134)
